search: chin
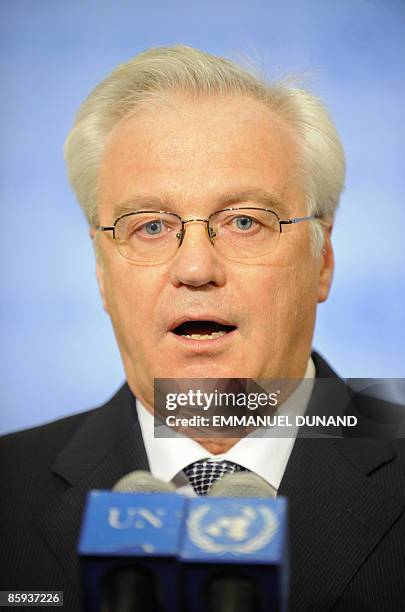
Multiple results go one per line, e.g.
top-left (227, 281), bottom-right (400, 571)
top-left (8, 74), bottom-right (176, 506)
top-left (153, 360), bottom-right (217, 378)
top-left (172, 362), bottom-right (246, 379)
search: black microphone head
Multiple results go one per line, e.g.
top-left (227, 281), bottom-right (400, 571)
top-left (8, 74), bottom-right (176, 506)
top-left (112, 470), bottom-right (176, 493)
top-left (209, 471), bottom-right (276, 498)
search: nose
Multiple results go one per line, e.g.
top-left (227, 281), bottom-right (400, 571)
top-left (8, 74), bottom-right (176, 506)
top-left (169, 220), bottom-right (226, 288)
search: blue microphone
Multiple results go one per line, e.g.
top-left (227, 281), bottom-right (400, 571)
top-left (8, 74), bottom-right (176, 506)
top-left (78, 471), bottom-right (185, 612)
top-left (179, 473), bottom-right (289, 612)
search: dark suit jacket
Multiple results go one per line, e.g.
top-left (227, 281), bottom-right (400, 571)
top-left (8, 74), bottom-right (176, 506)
top-left (1, 353), bottom-right (404, 611)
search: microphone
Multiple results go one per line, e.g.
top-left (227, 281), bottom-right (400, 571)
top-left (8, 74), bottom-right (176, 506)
top-left (112, 471), bottom-right (176, 493)
top-left (179, 472), bottom-right (289, 612)
top-left (210, 471), bottom-right (277, 498)
top-left (78, 471), bottom-right (184, 612)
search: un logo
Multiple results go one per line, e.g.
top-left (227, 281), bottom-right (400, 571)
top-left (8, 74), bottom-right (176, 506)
top-left (187, 502), bottom-right (279, 554)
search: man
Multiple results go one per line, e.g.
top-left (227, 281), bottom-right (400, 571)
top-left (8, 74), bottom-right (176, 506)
top-left (1, 46), bottom-right (404, 611)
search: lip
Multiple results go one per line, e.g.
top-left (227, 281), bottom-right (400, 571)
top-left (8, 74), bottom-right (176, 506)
top-left (166, 315), bottom-right (238, 351)
top-left (168, 315), bottom-right (237, 332)
top-left (168, 327), bottom-right (238, 350)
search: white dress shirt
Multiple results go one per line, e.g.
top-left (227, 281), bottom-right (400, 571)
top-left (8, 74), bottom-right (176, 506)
top-left (136, 359), bottom-right (315, 496)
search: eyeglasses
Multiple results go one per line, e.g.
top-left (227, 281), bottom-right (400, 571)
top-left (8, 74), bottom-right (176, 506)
top-left (96, 207), bottom-right (321, 263)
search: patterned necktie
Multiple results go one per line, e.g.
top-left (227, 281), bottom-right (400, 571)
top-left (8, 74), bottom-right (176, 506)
top-left (184, 458), bottom-right (248, 496)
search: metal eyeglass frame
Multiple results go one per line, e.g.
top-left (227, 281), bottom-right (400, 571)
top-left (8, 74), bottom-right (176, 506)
top-left (96, 206), bottom-right (321, 251)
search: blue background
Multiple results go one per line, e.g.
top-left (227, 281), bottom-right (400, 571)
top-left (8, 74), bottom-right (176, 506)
top-left (1, 0), bottom-right (404, 434)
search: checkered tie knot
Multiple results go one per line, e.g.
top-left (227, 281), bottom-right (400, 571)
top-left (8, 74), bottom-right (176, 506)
top-left (184, 459), bottom-right (248, 496)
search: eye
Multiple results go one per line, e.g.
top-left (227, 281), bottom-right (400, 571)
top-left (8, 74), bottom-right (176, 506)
top-left (144, 219), bottom-right (163, 235)
top-left (234, 215), bottom-right (254, 231)
top-left (225, 214), bottom-right (261, 234)
top-left (127, 217), bottom-right (170, 239)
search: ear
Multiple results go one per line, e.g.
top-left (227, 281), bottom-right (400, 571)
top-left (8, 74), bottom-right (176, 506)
top-left (95, 260), bottom-right (109, 313)
top-left (90, 227), bottom-right (109, 313)
top-left (317, 224), bottom-right (334, 303)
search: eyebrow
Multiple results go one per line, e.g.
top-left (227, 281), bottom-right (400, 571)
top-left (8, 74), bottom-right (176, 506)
top-left (112, 196), bottom-right (173, 219)
top-left (111, 188), bottom-right (288, 220)
top-left (217, 189), bottom-right (287, 215)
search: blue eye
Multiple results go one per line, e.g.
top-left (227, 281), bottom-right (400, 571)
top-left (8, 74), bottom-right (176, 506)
top-left (145, 220), bottom-right (163, 235)
top-left (235, 216), bottom-right (253, 230)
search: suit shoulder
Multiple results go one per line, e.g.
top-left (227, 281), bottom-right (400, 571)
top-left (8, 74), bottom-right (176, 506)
top-left (0, 384), bottom-right (131, 471)
top-left (0, 408), bottom-right (97, 468)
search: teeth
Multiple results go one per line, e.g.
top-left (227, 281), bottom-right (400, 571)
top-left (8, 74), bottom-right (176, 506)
top-left (183, 331), bottom-right (228, 340)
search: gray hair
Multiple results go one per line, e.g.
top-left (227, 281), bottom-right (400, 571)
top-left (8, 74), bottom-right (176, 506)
top-left (64, 44), bottom-right (345, 253)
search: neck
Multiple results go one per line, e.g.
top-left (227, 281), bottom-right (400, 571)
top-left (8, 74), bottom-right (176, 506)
top-left (194, 437), bottom-right (240, 454)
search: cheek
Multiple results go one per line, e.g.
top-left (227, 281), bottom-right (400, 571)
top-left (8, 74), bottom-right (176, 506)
top-left (103, 264), bottom-right (165, 330)
top-left (237, 258), bottom-right (318, 334)
top-left (284, 261), bottom-right (320, 328)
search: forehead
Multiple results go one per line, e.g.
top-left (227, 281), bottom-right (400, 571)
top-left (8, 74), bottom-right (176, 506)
top-left (98, 93), bottom-right (302, 218)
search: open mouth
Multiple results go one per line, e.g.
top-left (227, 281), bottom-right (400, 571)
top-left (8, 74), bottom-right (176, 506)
top-left (171, 320), bottom-right (237, 340)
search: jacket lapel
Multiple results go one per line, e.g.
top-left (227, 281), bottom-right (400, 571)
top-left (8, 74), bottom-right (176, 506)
top-left (36, 384), bottom-right (149, 596)
top-left (279, 354), bottom-right (404, 610)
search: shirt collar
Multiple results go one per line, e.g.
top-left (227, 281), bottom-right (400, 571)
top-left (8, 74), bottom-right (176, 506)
top-left (136, 358), bottom-right (315, 492)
